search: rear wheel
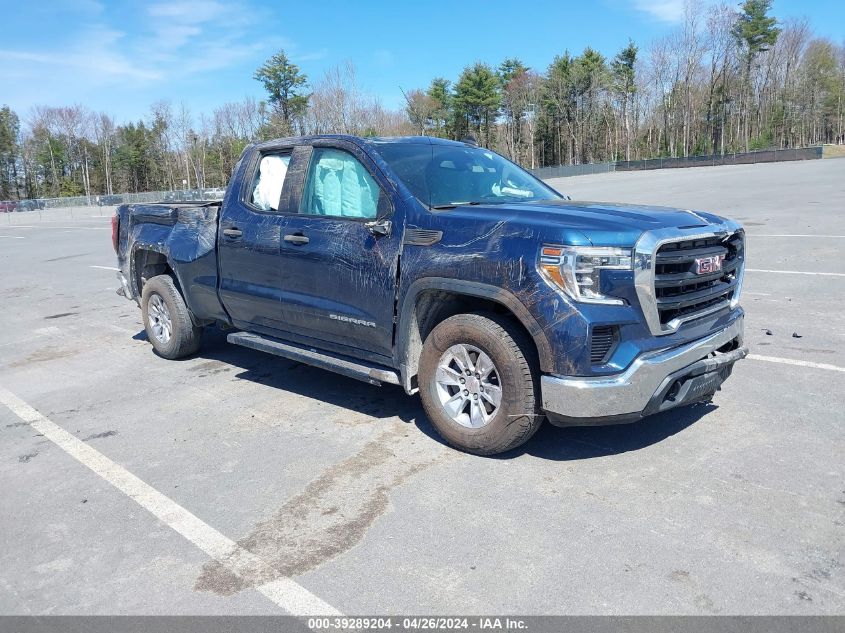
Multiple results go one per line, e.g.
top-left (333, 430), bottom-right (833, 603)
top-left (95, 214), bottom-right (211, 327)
top-left (418, 312), bottom-right (544, 455)
top-left (141, 274), bottom-right (202, 359)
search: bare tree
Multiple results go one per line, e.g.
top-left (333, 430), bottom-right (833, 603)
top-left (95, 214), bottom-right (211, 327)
top-left (402, 88), bottom-right (437, 135)
top-left (93, 113), bottom-right (115, 194)
top-left (175, 102), bottom-right (195, 190)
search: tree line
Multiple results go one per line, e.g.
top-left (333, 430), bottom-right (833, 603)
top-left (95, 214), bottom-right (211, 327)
top-left (1, 0), bottom-right (843, 201)
top-left (405, 0), bottom-right (844, 168)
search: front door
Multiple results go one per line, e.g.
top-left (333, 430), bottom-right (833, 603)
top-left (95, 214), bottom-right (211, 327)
top-left (273, 141), bottom-right (403, 358)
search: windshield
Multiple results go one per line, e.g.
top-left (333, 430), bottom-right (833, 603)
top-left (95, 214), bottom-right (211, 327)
top-left (371, 142), bottom-right (562, 208)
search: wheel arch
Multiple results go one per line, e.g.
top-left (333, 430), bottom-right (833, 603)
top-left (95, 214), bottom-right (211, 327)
top-left (130, 245), bottom-right (208, 326)
top-left (132, 245), bottom-right (181, 297)
top-left (395, 278), bottom-right (553, 394)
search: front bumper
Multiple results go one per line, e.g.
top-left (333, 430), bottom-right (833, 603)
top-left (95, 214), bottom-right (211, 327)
top-left (541, 315), bottom-right (746, 426)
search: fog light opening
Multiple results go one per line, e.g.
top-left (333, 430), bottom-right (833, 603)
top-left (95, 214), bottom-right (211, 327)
top-left (665, 380), bottom-right (682, 403)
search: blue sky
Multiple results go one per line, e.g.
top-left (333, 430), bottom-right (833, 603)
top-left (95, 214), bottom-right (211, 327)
top-left (1, 0), bottom-right (843, 125)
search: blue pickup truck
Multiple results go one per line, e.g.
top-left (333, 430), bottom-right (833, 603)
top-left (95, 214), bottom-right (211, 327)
top-left (113, 135), bottom-right (747, 455)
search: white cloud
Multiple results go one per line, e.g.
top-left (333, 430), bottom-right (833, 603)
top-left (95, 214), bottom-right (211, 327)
top-left (292, 48), bottom-right (330, 63)
top-left (141, 0), bottom-right (254, 63)
top-left (0, 1), bottom-right (267, 88)
top-left (147, 0), bottom-right (229, 21)
top-left (0, 0), bottom-right (306, 119)
top-left (633, 0), bottom-right (685, 23)
top-left (0, 26), bottom-right (162, 84)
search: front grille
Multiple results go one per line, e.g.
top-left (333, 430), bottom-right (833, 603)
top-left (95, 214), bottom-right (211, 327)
top-left (590, 326), bottom-right (617, 364)
top-left (654, 232), bottom-right (743, 326)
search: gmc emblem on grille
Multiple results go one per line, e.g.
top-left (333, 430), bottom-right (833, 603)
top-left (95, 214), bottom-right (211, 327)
top-left (695, 255), bottom-right (725, 275)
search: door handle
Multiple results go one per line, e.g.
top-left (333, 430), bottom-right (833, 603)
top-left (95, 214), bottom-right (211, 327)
top-left (223, 227), bottom-right (243, 238)
top-left (284, 234), bottom-right (310, 245)
top-left (365, 219), bottom-right (392, 237)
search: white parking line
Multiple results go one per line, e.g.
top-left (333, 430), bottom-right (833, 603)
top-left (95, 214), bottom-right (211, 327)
top-left (90, 265), bottom-right (119, 271)
top-left (0, 235), bottom-right (25, 239)
top-left (746, 268), bottom-right (845, 277)
top-left (751, 234), bottom-right (845, 238)
top-left (748, 354), bottom-right (845, 373)
top-left (0, 387), bottom-right (341, 616)
top-left (3, 225), bottom-right (109, 230)
top-left (59, 226), bottom-right (112, 230)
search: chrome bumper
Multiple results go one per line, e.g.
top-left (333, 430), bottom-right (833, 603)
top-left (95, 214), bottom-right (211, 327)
top-left (541, 315), bottom-right (745, 423)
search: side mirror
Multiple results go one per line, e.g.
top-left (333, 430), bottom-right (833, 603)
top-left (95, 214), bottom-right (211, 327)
top-left (365, 219), bottom-right (392, 237)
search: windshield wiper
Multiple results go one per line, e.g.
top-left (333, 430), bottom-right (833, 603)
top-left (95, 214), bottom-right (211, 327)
top-left (429, 201), bottom-right (484, 210)
top-left (431, 197), bottom-right (542, 210)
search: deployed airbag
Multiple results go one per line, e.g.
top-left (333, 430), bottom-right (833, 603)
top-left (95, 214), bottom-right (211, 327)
top-left (311, 149), bottom-right (378, 218)
top-left (252, 154), bottom-right (290, 211)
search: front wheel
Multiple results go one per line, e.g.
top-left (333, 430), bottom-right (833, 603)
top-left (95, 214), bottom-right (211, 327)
top-left (418, 312), bottom-right (544, 455)
top-left (141, 274), bottom-right (202, 359)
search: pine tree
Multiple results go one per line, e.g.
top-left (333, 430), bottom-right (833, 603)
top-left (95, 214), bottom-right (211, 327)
top-left (0, 106), bottom-right (21, 199)
top-left (426, 78), bottom-right (453, 137)
top-left (732, 0), bottom-right (780, 151)
top-left (254, 51), bottom-right (310, 135)
top-left (611, 41), bottom-right (637, 161)
top-left (454, 63), bottom-right (501, 147)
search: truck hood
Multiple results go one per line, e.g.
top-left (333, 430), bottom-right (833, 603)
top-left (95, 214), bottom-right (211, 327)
top-left (442, 199), bottom-right (728, 247)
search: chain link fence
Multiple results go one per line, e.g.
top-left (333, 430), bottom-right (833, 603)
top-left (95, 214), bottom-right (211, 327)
top-left (616, 146), bottom-right (823, 171)
top-left (528, 162), bottom-right (616, 180)
top-left (1, 145), bottom-right (832, 213)
top-left (530, 145), bottom-right (825, 178)
top-left (1, 188), bottom-right (226, 213)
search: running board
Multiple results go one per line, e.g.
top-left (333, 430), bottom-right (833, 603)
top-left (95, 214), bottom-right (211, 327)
top-left (226, 331), bottom-right (401, 387)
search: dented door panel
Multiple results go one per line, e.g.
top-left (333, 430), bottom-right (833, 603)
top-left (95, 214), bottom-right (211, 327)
top-left (271, 141), bottom-right (403, 357)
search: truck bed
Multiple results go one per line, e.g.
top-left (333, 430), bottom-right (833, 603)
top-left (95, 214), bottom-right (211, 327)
top-left (115, 201), bottom-right (227, 324)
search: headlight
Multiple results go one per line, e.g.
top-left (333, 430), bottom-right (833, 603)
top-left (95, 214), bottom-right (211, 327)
top-left (539, 245), bottom-right (632, 305)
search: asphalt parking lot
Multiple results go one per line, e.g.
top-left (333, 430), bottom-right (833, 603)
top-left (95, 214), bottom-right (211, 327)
top-left (0, 159), bottom-right (843, 615)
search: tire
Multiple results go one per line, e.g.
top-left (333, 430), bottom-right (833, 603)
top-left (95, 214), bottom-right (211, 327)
top-left (418, 312), bottom-right (544, 455)
top-left (140, 274), bottom-right (202, 359)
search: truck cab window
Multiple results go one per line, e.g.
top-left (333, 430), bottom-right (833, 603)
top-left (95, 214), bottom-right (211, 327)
top-left (251, 154), bottom-right (290, 211)
top-left (301, 148), bottom-right (379, 219)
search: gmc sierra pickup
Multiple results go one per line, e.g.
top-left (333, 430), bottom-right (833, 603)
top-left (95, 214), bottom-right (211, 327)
top-left (113, 135), bottom-right (747, 455)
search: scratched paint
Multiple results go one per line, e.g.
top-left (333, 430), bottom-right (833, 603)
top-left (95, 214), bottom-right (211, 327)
top-left (114, 134), bottom-right (746, 388)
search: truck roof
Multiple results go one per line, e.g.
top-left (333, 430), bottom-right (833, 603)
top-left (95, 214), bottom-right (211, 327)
top-left (254, 134), bottom-right (472, 151)
top-left (363, 135), bottom-right (470, 147)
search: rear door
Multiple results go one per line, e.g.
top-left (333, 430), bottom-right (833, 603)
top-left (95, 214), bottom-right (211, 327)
top-left (217, 146), bottom-right (297, 334)
top-left (273, 140), bottom-right (403, 358)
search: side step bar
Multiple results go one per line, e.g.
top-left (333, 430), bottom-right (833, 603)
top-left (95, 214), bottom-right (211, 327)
top-left (227, 331), bottom-right (401, 387)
